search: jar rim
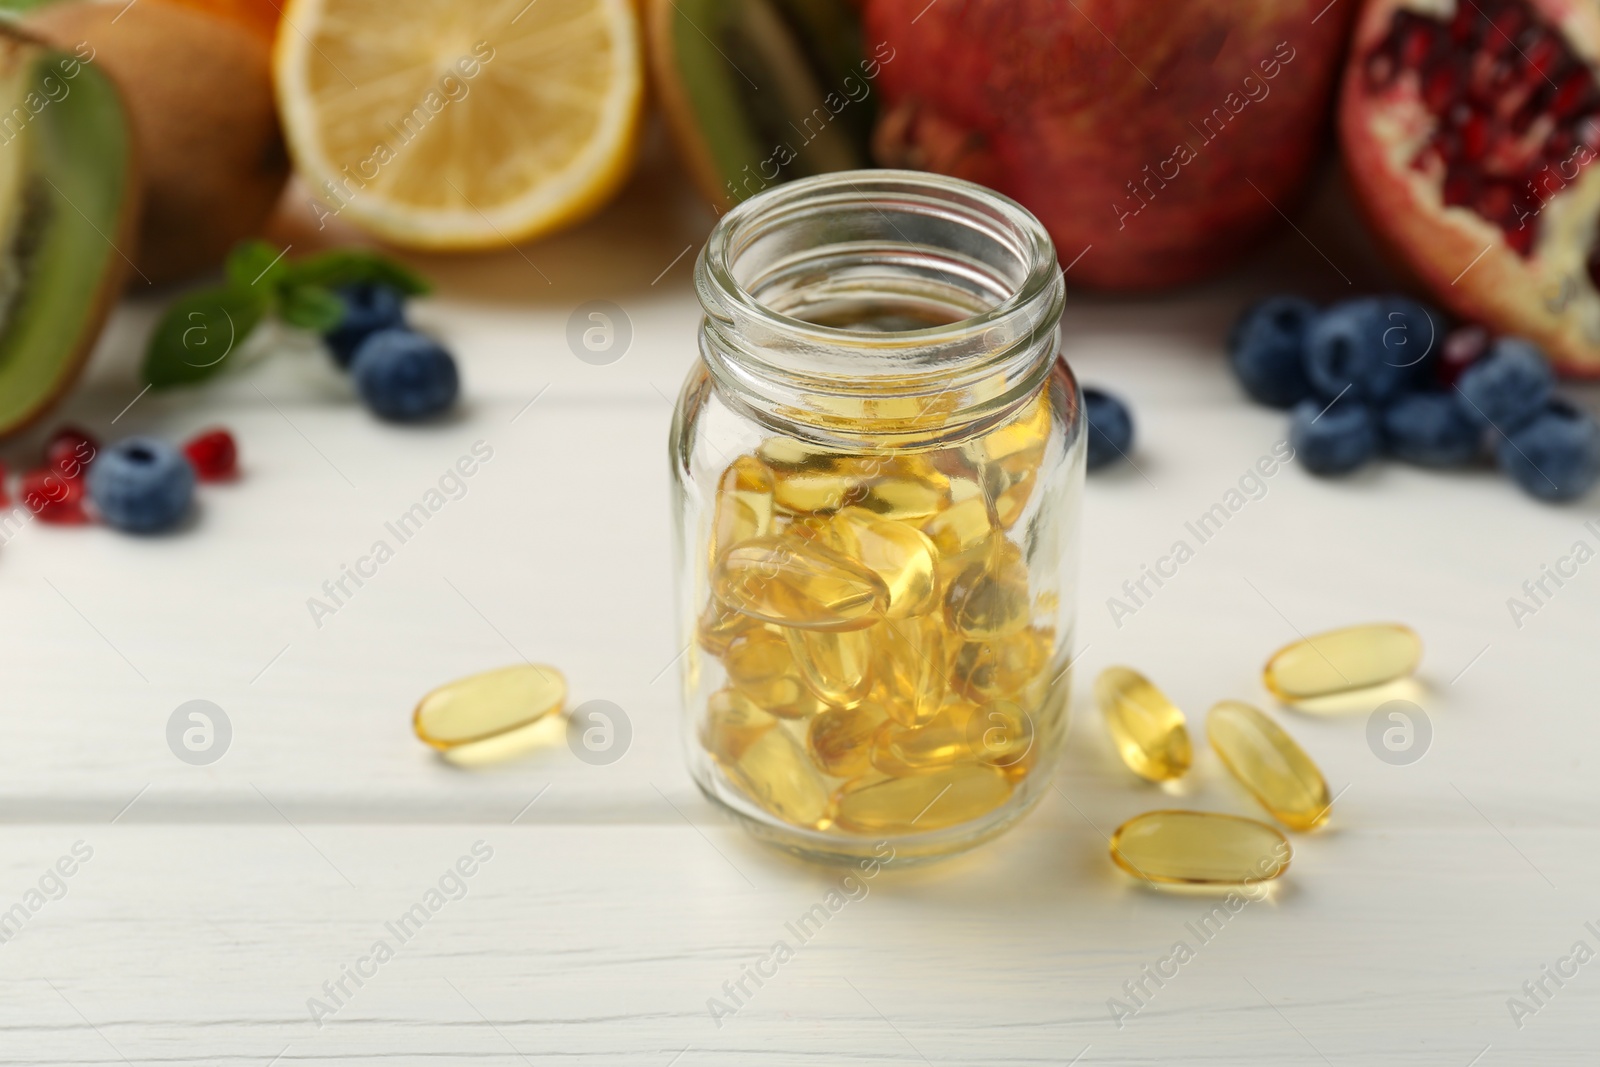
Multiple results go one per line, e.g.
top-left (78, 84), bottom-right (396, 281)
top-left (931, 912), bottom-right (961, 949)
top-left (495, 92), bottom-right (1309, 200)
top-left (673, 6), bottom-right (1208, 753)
top-left (699, 169), bottom-right (1062, 349)
top-left (694, 170), bottom-right (1066, 442)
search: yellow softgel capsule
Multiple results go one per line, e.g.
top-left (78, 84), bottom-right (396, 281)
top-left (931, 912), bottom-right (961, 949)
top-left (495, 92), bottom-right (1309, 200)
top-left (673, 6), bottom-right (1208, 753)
top-left (970, 394), bottom-right (1050, 472)
top-left (853, 457), bottom-right (951, 521)
top-left (413, 664), bottom-right (566, 750)
top-left (1095, 666), bottom-right (1192, 781)
top-left (870, 702), bottom-right (976, 776)
top-left (1109, 810), bottom-right (1291, 886)
top-left (1207, 701), bottom-right (1332, 831)
top-left (944, 545), bottom-right (1030, 640)
top-left (726, 727), bottom-right (831, 829)
top-left (832, 507), bottom-right (939, 618)
top-left (702, 688), bottom-right (776, 763)
top-left (708, 455), bottom-right (773, 566)
top-left (871, 616), bottom-right (948, 727)
top-left (1263, 623), bottom-right (1422, 701)
top-left (786, 626), bottom-right (873, 708)
top-left (964, 699), bottom-right (1036, 770)
top-left (921, 496), bottom-right (993, 559)
top-left (723, 629), bottom-right (826, 718)
top-left (952, 627), bottom-right (1052, 703)
top-left (695, 599), bottom-right (757, 657)
top-left (714, 535), bottom-right (888, 631)
top-left (758, 439), bottom-right (867, 514)
top-left (806, 702), bottom-right (887, 777)
top-left (833, 764), bottom-right (1012, 833)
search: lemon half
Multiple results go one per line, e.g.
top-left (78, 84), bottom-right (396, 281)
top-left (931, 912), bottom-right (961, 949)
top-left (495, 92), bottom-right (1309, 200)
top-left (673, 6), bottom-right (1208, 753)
top-left (274, 0), bottom-right (644, 249)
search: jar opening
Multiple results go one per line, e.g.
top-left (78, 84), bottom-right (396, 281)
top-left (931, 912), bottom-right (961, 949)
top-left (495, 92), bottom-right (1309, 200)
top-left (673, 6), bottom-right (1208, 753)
top-left (696, 170), bottom-right (1065, 444)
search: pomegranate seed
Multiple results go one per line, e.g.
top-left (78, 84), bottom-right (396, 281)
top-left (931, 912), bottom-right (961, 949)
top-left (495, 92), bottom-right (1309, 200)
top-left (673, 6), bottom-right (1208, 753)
top-left (45, 425), bottom-right (98, 482)
top-left (1442, 167), bottom-right (1476, 206)
top-left (1449, 5), bottom-right (1479, 45)
top-left (1400, 24), bottom-right (1435, 69)
top-left (1461, 114), bottom-right (1491, 160)
top-left (20, 469), bottom-right (87, 524)
top-left (182, 428), bottom-right (238, 481)
top-left (1504, 221), bottom-right (1536, 255)
top-left (1438, 325), bottom-right (1490, 387)
top-left (1551, 68), bottom-right (1594, 116)
top-left (1423, 66), bottom-right (1459, 111)
top-left (1524, 34), bottom-right (1562, 78)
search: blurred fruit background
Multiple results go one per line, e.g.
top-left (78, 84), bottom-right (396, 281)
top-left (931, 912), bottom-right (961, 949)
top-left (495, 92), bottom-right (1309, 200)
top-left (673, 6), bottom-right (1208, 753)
top-left (0, 0), bottom-right (1596, 503)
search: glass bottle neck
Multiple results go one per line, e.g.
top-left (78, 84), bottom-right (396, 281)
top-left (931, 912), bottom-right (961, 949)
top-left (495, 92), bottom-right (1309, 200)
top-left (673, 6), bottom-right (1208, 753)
top-left (696, 170), bottom-right (1065, 449)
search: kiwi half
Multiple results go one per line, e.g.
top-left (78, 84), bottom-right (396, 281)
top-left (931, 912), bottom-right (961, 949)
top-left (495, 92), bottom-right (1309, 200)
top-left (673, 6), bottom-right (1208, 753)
top-left (0, 29), bottom-right (135, 438)
top-left (648, 0), bottom-right (875, 211)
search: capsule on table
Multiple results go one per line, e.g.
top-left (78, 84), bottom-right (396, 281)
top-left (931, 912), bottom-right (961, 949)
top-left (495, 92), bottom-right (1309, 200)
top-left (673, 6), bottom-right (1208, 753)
top-left (701, 688), bottom-right (776, 763)
top-left (713, 535), bottom-right (887, 631)
top-left (944, 543), bottom-right (1030, 640)
top-left (723, 628), bottom-right (827, 718)
top-left (1094, 666), bottom-right (1192, 781)
top-left (725, 726), bottom-right (831, 829)
top-left (1207, 701), bottom-right (1332, 831)
top-left (833, 764), bottom-right (1012, 833)
top-left (872, 615), bottom-right (948, 727)
top-left (806, 702), bottom-right (887, 777)
top-left (870, 702), bottom-right (976, 776)
top-left (786, 626), bottom-right (874, 708)
top-left (413, 664), bottom-right (566, 749)
top-left (832, 507), bottom-right (939, 618)
top-left (1262, 623), bottom-right (1422, 701)
top-left (1109, 810), bottom-right (1291, 886)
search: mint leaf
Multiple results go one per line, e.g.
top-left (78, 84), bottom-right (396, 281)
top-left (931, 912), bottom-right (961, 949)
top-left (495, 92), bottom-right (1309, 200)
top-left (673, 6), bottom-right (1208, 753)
top-left (225, 239), bottom-right (290, 292)
top-left (279, 284), bottom-right (345, 332)
top-left (143, 285), bottom-right (271, 389)
top-left (283, 249), bottom-right (430, 296)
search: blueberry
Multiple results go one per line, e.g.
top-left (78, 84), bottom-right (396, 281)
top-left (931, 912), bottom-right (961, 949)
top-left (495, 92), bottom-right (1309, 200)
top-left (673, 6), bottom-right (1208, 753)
top-left (350, 328), bottom-right (459, 421)
top-left (1454, 336), bottom-right (1554, 432)
top-left (1380, 391), bottom-right (1482, 468)
top-left (1229, 295), bottom-right (1318, 408)
top-left (1289, 397), bottom-right (1378, 476)
top-left (1303, 296), bottom-right (1442, 403)
top-left (1082, 387), bottom-right (1134, 471)
top-left (324, 283), bottom-right (406, 368)
top-left (1495, 398), bottom-right (1600, 502)
top-left (86, 436), bottom-right (195, 533)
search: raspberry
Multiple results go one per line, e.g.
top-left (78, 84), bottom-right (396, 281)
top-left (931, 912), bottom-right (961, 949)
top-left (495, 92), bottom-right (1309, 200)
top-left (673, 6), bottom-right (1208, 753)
top-left (46, 426), bottom-right (98, 481)
top-left (21, 468), bottom-right (88, 524)
top-left (183, 428), bottom-right (238, 481)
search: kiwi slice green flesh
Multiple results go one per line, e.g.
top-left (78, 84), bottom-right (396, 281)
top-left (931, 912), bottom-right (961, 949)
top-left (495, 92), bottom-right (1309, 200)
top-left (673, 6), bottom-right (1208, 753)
top-left (653, 0), bottom-right (875, 210)
top-left (0, 31), bottom-right (135, 438)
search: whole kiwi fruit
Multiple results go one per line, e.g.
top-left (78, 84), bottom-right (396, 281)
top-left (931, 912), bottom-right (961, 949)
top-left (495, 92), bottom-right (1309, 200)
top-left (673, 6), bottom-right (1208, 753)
top-left (27, 0), bottom-right (289, 285)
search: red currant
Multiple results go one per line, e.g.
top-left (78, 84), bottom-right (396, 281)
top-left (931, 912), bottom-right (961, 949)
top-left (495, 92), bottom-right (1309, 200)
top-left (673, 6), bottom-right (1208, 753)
top-left (21, 468), bottom-right (87, 524)
top-left (46, 426), bottom-right (99, 482)
top-left (183, 428), bottom-right (238, 480)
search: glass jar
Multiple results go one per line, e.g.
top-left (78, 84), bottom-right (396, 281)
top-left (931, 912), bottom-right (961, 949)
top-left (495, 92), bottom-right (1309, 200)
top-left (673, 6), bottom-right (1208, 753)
top-left (670, 170), bottom-right (1083, 864)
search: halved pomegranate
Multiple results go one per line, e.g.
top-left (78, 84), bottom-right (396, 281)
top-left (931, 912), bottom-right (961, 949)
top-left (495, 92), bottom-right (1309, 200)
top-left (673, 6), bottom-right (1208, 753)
top-left (1341, 0), bottom-right (1600, 376)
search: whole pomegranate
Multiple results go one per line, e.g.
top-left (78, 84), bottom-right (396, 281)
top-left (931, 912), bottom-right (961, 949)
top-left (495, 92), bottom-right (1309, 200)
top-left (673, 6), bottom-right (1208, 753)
top-left (864, 0), bottom-right (1355, 290)
top-left (1340, 0), bottom-right (1600, 376)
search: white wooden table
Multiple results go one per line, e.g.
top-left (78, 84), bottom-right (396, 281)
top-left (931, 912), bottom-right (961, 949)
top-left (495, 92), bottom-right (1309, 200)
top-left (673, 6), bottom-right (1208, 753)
top-left (1, 155), bottom-right (1596, 1065)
